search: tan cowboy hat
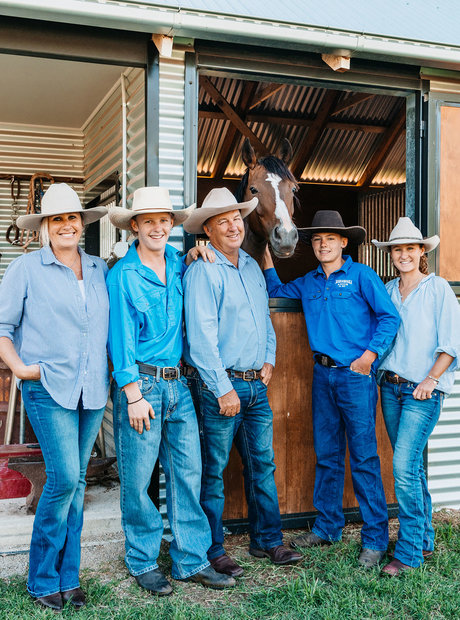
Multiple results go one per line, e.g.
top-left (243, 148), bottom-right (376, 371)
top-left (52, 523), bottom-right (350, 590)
top-left (109, 186), bottom-right (193, 231)
top-left (16, 183), bottom-right (107, 231)
top-left (183, 187), bottom-right (258, 235)
top-left (371, 217), bottom-right (440, 253)
top-left (299, 210), bottom-right (366, 245)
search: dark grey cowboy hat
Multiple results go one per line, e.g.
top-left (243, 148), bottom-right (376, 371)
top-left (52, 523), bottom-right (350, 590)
top-left (299, 210), bottom-right (366, 245)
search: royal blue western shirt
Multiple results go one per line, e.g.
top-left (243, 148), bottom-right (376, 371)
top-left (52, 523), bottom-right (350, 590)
top-left (183, 245), bottom-right (276, 398)
top-left (264, 255), bottom-right (400, 368)
top-left (0, 246), bottom-right (109, 409)
top-left (107, 241), bottom-right (185, 388)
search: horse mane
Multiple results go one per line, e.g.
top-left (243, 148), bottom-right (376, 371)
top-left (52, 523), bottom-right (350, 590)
top-left (235, 155), bottom-right (298, 205)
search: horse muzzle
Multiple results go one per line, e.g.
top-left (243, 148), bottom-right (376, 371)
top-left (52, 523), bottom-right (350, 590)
top-left (269, 226), bottom-right (298, 258)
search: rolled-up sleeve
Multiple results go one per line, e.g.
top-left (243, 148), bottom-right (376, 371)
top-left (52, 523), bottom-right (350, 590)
top-left (107, 278), bottom-right (140, 387)
top-left (184, 263), bottom-right (233, 398)
top-left (0, 257), bottom-right (27, 341)
top-left (435, 279), bottom-right (460, 371)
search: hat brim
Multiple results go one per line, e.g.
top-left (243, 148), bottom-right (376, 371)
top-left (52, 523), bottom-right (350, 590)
top-left (299, 225), bottom-right (367, 245)
top-left (108, 205), bottom-right (194, 231)
top-left (371, 235), bottom-right (440, 253)
top-left (16, 206), bottom-right (108, 232)
top-left (183, 198), bottom-right (258, 234)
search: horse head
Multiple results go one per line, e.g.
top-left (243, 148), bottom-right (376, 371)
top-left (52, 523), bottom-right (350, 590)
top-left (236, 138), bottom-right (299, 265)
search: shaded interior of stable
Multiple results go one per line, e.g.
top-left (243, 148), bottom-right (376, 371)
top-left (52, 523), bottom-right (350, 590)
top-left (196, 74), bottom-right (406, 283)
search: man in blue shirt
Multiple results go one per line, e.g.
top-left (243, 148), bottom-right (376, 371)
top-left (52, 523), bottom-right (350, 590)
top-left (183, 188), bottom-right (302, 579)
top-left (263, 210), bottom-right (400, 568)
top-left (107, 187), bottom-right (235, 595)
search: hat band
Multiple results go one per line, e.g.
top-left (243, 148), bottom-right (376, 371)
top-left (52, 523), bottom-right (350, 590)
top-left (388, 235), bottom-right (424, 242)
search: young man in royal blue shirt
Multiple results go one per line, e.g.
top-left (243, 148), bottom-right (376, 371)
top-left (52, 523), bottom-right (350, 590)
top-left (263, 210), bottom-right (400, 568)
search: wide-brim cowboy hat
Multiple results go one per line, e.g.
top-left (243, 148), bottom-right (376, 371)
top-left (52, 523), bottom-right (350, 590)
top-left (299, 210), bottom-right (366, 245)
top-left (16, 183), bottom-right (107, 231)
top-left (371, 217), bottom-right (440, 253)
top-left (109, 186), bottom-right (193, 231)
top-left (183, 187), bottom-right (258, 235)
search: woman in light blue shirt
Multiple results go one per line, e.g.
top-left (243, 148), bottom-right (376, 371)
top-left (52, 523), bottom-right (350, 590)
top-left (0, 184), bottom-right (108, 611)
top-left (372, 217), bottom-right (460, 576)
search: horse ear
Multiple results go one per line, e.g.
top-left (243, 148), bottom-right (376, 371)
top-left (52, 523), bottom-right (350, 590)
top-left (242, 138), bottom-right (257, 170)
top-left (277, 138), bottom-right (293, 165)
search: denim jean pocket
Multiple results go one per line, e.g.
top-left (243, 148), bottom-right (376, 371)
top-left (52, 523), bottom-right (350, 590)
top-left (346, 367), bottom-right (371, 378)
top-left (137, 375), bottom-right (155, 396)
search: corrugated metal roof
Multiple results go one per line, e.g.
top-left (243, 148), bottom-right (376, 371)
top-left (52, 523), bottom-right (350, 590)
top-left (198, 76), bottom-right (405, 185)
top-left (146, 0), bottom-right (460, 48)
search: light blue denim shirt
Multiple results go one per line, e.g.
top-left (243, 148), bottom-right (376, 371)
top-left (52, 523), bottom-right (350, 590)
top-left (378, 274), bottom-right (460, 395)
top-left (183, 244), bottom-right (276, 398)
top-left (107, 241), bottom-right (185, 388)
top-left (0, 246), bottom-right (110, 409)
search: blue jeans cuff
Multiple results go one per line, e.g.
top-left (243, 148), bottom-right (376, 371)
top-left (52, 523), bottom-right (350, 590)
top-left (312, 525), bottom-right (341, 543)
top-left (27, 584), bottom-right (61, 598)
top-left (172, 559), bottom-right (210, 580)
top-left (128, 563), bottom-right (159, 577)
top-left (60, 582), bottom-right (81, 593)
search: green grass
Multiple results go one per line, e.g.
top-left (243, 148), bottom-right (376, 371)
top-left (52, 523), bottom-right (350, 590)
top-left (1, 515), bottom-right (459, 619)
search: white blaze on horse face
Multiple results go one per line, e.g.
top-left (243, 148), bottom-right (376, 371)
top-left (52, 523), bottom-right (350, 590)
top-left (266, 173), bottom-right (294, 233)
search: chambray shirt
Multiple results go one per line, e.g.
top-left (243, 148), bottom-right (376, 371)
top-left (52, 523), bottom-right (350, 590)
top-left (0, 246), bottom-right (109, 409)
top-left (183, 244), bottom-right (276, 398)
top-left (107, 241), bottom-right (185, 388)
top-left (264, 255), bottom-right (400, 368)
top-left (378, 274), bottom-right (460, 395)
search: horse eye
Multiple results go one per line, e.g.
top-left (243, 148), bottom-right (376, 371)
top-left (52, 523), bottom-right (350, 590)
top-left (292, 186), bottom-right (298, 193)
top-left (249, 186), bottom-right (258, 195)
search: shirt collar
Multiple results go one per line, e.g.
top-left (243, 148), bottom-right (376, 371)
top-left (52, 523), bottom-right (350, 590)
top-left (208, 243), bottom-right (250, 269)
top-left (314, 254), bottom-right (353, 278)
top-left (40, 245), bottom-right (96, 268)
top-left (121, 240), bottom-right (180, 285)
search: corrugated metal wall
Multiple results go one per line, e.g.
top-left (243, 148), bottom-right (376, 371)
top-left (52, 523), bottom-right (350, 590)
top-left (159, 50), bottom-right (186, 250)
top-left (429, 369), bottom-right (460, 510)
top-left (0, 123), bottom-right (84, 278)
top-left (358, 185), bottom-right (405, 280)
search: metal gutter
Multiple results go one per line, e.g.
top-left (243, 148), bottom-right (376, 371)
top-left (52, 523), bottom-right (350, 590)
top-left (2, 1), bottom-right (460, 69)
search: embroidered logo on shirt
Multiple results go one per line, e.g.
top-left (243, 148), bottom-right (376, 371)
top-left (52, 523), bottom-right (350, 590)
top-left (335, 279), bottom-right (352, 288)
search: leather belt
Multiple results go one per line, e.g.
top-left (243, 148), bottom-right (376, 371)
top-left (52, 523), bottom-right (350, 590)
top-left (181, 363), bottom-right (197, 377)
top-left (315, 354), bottom-right (338, 368)
top-left (227, 369), bottom-right (262, 381)
top-left (384, 371), bottom-right (408, 384)
top-left (137, 362), bottom-right (181, 380)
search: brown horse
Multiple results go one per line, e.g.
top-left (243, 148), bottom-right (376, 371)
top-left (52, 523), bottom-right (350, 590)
top-left (235, 138), bottom-right (299, 266)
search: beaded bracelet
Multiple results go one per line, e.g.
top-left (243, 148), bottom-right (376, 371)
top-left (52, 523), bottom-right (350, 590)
top-left (127, 396), bottom-right (143, 405)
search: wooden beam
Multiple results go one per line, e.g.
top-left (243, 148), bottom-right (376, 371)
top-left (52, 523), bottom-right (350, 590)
top-left (331, 93), bottom-right (375, 115)
top-left (291, 89), bottom-right (342, 179)
top-left (321, 53), bottom-right (350, 72)
top-left (211, 81), bottom-right (260, 179)
top-left (356, 105), bottom-right (406, 188)
top-left (199, 109), bottom-right (387, 133)
top-left (199, 76), bottom-right (268, 165)
top-left (248, 83), bottom-right (286, 109)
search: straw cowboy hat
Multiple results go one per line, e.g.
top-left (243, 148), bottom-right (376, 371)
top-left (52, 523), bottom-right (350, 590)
top-left (371, 217), bottom-right (440, 253)
top-left (183, 187), bottom-right (258, 235)
top-left (299, 210), bottom-right (366, 245)
top-left (108, 186), bottom-right (192, 231)
top-left (16, 183), bottom-right (107, 231)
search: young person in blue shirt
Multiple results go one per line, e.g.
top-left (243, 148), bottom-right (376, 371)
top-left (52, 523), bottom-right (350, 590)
top-left (106, 187), bottom-right (235, 595)
top-left (183, 188), bottom-right (302, 579)
top-left (372, 217), bottom-right (460, 576)
top-left (0, 184), bottom-right (109, 611)
top-left (263, 210), bottom-right (400, 568)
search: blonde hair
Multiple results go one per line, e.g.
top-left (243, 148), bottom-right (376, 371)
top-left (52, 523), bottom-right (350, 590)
top-left (39, 219), bottom-right (50, 246)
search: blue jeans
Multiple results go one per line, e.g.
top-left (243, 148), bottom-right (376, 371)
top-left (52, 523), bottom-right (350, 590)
top-left (112, 375), bottom-right (211, 579)
top-left (191, 377), bottom-right (283, 559)
top-left (381, 381), bottom-right (443, 567)
top-left (311, 364), bottom-right (388, 550)
top-left (21, 380), bottom-right (105, 598)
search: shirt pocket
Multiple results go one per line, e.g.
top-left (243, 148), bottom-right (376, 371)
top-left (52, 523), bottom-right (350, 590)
top-left (304, 291), bottom-right (322, 318)
top-left (331, 290), bottom-right (351, 312)
top-left (92, 282), bottom-right (109, 309)
top-left (133, 292), bottom-right (166, 334)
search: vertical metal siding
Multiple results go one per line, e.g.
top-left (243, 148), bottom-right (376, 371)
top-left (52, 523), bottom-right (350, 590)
top-left (159, 50), bottom-right (186, 251)
top-left (0, 122), bottom-right (84, 279)
top-left (428, 369), bottom-right (460, 510)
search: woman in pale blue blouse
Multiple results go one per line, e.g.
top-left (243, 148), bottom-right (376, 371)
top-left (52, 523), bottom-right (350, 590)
top-left (0, 184), bottom-right (108, 611)
top-left (372, 217), bottom-right (460, 577)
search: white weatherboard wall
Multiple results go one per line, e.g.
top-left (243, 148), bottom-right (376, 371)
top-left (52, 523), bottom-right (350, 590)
top-left (429, 369), bottom-right (460, 510)
top-left (159, 49), bottom-right (186, 251)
